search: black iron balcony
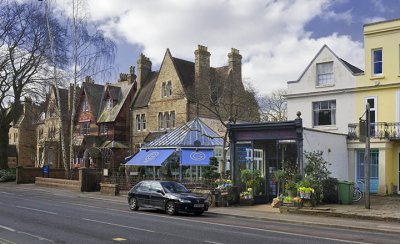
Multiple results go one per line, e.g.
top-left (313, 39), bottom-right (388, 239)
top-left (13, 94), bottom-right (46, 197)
top-left (348, 122), bottom-right (400, 140)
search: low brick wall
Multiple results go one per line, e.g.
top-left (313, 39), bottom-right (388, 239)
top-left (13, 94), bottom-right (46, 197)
top-left (16, 167), bottom-right (69, 184)
top-left (35, 177), bottom-right (80, 191)
top-left (100, 183), bottom-right (119, 196)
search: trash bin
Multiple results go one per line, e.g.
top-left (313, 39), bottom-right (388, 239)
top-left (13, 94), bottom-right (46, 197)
top-left (338, 181), bottom-right (354, 204)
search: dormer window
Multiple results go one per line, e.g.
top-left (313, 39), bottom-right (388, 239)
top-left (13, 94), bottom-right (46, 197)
top-left (106, 98), bottom-right (112, 110)
top-left (316, 62), bottom-right (334, 86)
top-left (82, 100), bottom-right (89, 112)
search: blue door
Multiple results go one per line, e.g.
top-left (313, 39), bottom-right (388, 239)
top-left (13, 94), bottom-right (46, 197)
top-left (356, 150), bottom-right (379, 193)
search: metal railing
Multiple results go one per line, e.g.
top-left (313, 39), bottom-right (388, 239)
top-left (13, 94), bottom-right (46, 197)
top-left (348, 122), bottom-right (400, 140)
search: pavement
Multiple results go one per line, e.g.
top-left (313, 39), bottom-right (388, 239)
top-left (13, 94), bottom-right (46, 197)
top-left (6, 182), bottom-right (400, 236)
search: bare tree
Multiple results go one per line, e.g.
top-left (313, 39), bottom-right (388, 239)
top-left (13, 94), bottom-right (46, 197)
top-left (0, 0), bottom-right (66, 169)
top-left (259, 88), bottom-right (287, 122)
top-left (185, 74), bottom-right (260, 176)
top-left (67, 0), bottom-right (116, 178)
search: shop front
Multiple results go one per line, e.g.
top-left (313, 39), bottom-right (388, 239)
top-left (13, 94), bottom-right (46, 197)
top-left (228, 117), bottom-right (303, 203)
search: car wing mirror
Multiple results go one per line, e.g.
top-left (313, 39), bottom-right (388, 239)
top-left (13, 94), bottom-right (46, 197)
top-left (156, 190), bottom-right (165, 195)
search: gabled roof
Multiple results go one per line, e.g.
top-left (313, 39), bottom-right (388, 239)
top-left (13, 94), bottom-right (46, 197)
top-left (107, 86), bottom-right (121, 101)
top-left (131, 71), bottom-right (159, 108)
top-left (81, 82), bottom-right (104, 120)
top-left (287, 44), bottom-right (364, 84)
top-left (144, 117), bottom-right (223, 148)
top-left (172, 57), bottom-right (195, 90)
top-left (340, 58), bottom-right (364, 74)
top-left (97, 82), bottom-right (134, 123)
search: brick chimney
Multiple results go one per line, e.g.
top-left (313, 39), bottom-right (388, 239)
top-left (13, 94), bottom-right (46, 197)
top-left (85, 76), bottom-right (94, 84)
top-left (194, 45), bottom-right (211, 96)
top-left (137, 53), bottom-right (152, 91)
top-left (228, 48), bottom-right (242, 85)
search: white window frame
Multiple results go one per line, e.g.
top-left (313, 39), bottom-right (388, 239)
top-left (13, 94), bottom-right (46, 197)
top-left (364, 96), bottom-right (377, 123)
top-left (162, 82), bottom-right (166, 98)
top-left (106, 98), bottom-right (112, 110)
top-left (316, 62), bottom-right (334, 86)
top-left (158, 112), bottom-right (164, 130)
top-left (372, 49), bottom-right (383, 76)
top-left (312, 100), bottom-right (336, 126)
top-left (82, 100), bottom-right (89, 112)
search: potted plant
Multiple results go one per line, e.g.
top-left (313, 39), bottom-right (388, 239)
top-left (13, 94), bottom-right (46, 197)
top-left (285, 181), bottom-right (297, 197)
top-left (304, 187), bottom-right (314, 199)
top-left (298, 187), bottom-right (305, 198)
top-left (283, 196), bottom-right (294, 206)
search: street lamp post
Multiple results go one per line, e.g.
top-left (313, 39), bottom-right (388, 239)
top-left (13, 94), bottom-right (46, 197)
top-left (365, 104), bottom-right (370, 209)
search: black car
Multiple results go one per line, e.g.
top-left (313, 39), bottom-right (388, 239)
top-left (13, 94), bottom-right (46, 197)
top-left (128, 180), bottom-right (209, 216)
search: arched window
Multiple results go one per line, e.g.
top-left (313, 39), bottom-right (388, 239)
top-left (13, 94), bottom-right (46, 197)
top-left (162, 83), bottom-right (166, 98)
top-left (168, 81), bottom-right (172, 97)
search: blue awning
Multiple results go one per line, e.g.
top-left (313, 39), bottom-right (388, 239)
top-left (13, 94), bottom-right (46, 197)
top-left (181, 149), bottom-right (214, 166)
top-left (125, 149), bottom-right (175, 166)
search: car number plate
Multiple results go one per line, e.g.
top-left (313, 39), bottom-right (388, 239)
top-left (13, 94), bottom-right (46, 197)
top-left (194, 204), bottom-right (204, 208)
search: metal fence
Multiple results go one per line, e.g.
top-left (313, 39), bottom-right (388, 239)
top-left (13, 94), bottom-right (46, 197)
top-left (348, 122), bottom-right (400, 140)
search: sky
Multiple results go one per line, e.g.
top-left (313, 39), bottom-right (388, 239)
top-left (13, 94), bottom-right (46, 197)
top-left (55, 0), bottom-right (400, 95)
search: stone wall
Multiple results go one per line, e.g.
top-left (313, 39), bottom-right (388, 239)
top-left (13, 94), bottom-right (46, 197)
top-left (35, 177), bottom-right (80, 191)
top-left (16, 167), bottom-right (74, 184)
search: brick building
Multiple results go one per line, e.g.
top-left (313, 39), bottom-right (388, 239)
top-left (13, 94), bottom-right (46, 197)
top-left (35, 86), bottom-right (77, 168)
top-left (130, 45), bottom-right (259, 154)
top-left (73, 75), bottom-right (135, 168)
top-left (8, 98), bottom-right (44, 167)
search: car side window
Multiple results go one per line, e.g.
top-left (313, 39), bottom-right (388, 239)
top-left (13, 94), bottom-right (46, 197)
top-left (151, 182), bottom-right (163, 193)
top-left (138, 182), bottom-right (151, 192)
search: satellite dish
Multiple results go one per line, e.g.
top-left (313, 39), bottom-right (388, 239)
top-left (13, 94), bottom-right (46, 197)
top-left (193, 140), bottom-right (201, 147)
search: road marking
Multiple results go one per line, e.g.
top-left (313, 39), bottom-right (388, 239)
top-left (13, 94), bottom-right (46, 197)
top-left (15, 206), bottom-right (57, 215)
top-left (0, 237), bottom-right (17, 244)
top-left (0, 192), bottom-right (15, 195)
top-left (204, 241), bottom-right (223, 244)
top-left (377, 225), bottom-right (400, 230)
top-left (113, 237), bottom-right (127, 241)
top-left (0, 224), bottom-right (53, 243)
top-left (8, 194), bottom-right (372, 244)
top-left (0, 225), bottom-right (16, 232)
top-left (82, 218), bottom-right (155, 233)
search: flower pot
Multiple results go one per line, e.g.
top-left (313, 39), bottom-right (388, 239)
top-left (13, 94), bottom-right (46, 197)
top-left (299, 192), bottom-right (305, 198)
top-left (304, 192), bottom-right (311, 199)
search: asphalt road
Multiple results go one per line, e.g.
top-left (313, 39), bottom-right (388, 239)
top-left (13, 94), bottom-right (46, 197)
top-left (0, 185), bottom-right (399, 244)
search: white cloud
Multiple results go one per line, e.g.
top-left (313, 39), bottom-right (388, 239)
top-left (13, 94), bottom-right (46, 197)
top-left (55, 0), bottom-right (364, 95)
top-left (363, 16), bottom-right (386, 25)
top-left (321, 10), bottom-right (353, 23)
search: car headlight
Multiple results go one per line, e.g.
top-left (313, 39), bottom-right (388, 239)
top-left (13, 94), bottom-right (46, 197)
top-left (179, 199), bottom-right (191, 203)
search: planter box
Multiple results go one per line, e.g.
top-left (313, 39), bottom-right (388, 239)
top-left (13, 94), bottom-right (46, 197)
top-left (100, 183), bottom-right (119, 196)
top-left (239, 198), bottom-right (254, 206)
top-left (283, 202), bottom-right (295, 207)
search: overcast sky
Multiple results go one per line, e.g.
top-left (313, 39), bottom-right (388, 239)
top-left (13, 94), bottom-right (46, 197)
top-left (57, 0), bottom-right (400, 95)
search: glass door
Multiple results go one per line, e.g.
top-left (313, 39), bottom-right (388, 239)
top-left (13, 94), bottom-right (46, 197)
top-left (356, 150), bottom-right (379, 193)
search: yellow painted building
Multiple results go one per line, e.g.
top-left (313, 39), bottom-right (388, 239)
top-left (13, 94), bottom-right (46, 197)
top-left (347, 19), bottom-right (400, 194)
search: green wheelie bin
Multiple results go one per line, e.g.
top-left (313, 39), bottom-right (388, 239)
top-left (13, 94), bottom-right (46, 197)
top-left (338, 181), bottom-right (354, 204)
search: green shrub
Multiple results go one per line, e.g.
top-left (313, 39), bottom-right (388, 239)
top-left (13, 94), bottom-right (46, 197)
top-left (322, 177), bottom-right (338, 203)
top-left (0, 168), bottom-right (16, 182)
top-left (118, 165), bottom-right (125, 173)
top-left (304, 151), bottom-right (331, 204)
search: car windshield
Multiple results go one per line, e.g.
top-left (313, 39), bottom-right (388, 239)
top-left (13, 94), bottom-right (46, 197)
top-left (161, 182), bottom-right (190, 193)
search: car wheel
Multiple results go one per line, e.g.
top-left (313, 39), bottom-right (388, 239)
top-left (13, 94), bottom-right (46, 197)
top-left (194, 211), bottom-right (203, 216)
top-left (129, 197), bottom-right (139, 211)
top-left (166, 201), bottom-right (176, 215)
